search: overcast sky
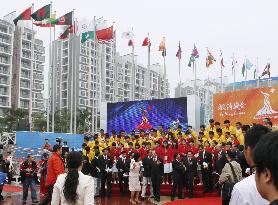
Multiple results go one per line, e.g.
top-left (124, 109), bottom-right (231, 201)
top-left (1, 0), bottom-right (278, 97)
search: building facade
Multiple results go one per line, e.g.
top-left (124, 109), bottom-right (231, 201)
top-left (175, 78), bottom-right (223, 125)
top-left (0, 19), bottom-right (13, 116)
top-left (11, 24), bottom-right (45, 114)
top-left (50, 31), bottom-right (170, 133)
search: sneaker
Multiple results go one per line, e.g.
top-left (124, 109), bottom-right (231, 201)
top-left (32, 200), bottom-right (39, 204)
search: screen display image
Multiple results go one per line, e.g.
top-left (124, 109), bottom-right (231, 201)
top-left (107, 97), bottom-right (188, 134)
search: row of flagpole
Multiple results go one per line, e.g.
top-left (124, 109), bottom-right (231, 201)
top-left (13, 3), bottom-right (273, 132)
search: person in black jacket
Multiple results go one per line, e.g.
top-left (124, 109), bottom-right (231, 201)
top-left (183, 150), bottom-right (197, 198)
top-left (98, 148), bottom-right (113, 197)
top-left (150, 150), bottom-right (164, 203)
top-left (236, 145), bottom-right (249, 177)
top-left (81, 155), bottom-right (91, 175)
top-left (141, 149), bottom-right (153, 199)
top-left (198, 145), bottom-right (213, 193)
top-left (215, 145), bottom-right (227, 175)
top-left (116, 151), bottom-right (131, 194)
top-left (91, 151), bottom-right (101, 197)
top-left (171, 153), bottom-right (184, 201)
top-left (0, 154), bottom-right (8, 201)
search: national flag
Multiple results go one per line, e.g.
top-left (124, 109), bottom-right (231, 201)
top-left (261, 63), bottom-right (271, 78)
top-left (206, 49), bottom-right (216, 68)
top-left (232, 58), bottom-right (237, 71)
top-left (33, 12), bottom-right (56, 27)
top-left (254, 69), bottom-right (257, 79)
top-left (176, 42), bottom-right (182, 60)
top-left (158, 37), bottom-right (166, 51)
top-left (96, 26), bottom-right (113, 42)
top-left (122, 31), bottom-right (134, 47)
top-left (77, 19), bottom-right (95, 43)
top-left (245, 58), bottom-right (253, 70)
top-left (242, 63), bottom-right (245, 77)
top-left (162, 49), bottom-right (166, 57)
top-left (192, 44), bottom-right (199, 58)
top-left (14, 6), bottom-right (32, 25)
top-left (53, 11), bottom-right (73, 25)
top-left (188, 44), bottom-right (199, 67)
top-left (31, 4), bottom-right (50, 21)
top-left (220, 50), bottom-right (225, 68)
top-left (142, 37), bottom-right (149, 46)
top-left (59, 24), bottom-right (75, 40)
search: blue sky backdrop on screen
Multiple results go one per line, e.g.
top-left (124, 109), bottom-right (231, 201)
top-left (1, 0), bottom-right (277, 96)
top-left (107, 97), bottom-right (188, 133)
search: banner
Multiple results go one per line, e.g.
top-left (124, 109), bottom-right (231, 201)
top-left (213, 87), bottom-right (278, 126)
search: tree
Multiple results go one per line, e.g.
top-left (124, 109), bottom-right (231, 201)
top-left (2, 108), bottom-right (28, 132)
top-left (77, 107), bottom-right (92, 134)
top-left (32, 112), bottom-right (47, 131)
top-left (54, 108), bottom-right (70, 133)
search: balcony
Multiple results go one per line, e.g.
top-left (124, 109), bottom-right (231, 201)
top-left (0, 80), bottom-right (9, 85)
top-left (20, 94), bottom-right (30, 99)
top-left (0, 101), bottom-right (8, 106)
top-left (0, 91), bottom-right (8, 96)
top-left (0, 69), bottom-right (9, 75)
top-left (0, 38), bottom-right (11, 45)
top-left (0, 46), bottom-right (11, 54)
top-left (21, 62), bottom-right (31, 69)
top-left (20, 74), bottom-right (30, 79)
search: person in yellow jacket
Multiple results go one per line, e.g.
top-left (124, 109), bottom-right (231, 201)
top-left (223, 120), bottom-right (236, 135)
top-left (83, 136), bottom-right (94, 149)
top-left (157, 124), bottom-right (164, 138)
top-left (216, 128), bottom-right (226, 144)
top-left (235, 122), bottom-right (243, 137)
top-left (174, 125), bottom-right (184, 138)
top-left (82, 145), bottom-right (94, 163)
top-left (200, 125), bottom-right (209, 139)
top-left (207, 131), bottom-right (219, 145)
top-left (206, 119), bottom-right (217, 136)
top-left (109, 130), bottom-right (118, 145)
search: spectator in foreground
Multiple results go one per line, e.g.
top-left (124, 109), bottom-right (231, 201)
top-left (218, 150), bottom-right (242, 205)
top-left (229, 124), bottom-right (270, 205)
top-left (20, 154), bottom-right (39, 204)
top-left (51, 151), bottom-right (94, 205)
top-left (40, 145), bottom-right (64, 205)
top-left (0, 154), bottom-right (8, 201)
top-left (254, 131), bottom-right (278, 205)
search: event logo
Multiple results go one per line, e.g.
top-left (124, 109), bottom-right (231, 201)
top-left (255, 88), bottom-right (278, 119)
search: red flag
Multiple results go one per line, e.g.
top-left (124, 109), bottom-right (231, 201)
top-left (176, 42), bottom-right (182, 60)
top-left (96, 26), bottom-right (113, 42)
top-left (14, 6), bottom-right (32, 25)
top-left (128, 40), bottom-right (134, 47)
top-left (142, 37), bottom-right (149, 46)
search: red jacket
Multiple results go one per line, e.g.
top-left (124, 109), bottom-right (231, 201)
top-left (160, 147), bottom-right (172, 163)
top-left (45, 152), bottom-right (64, 186)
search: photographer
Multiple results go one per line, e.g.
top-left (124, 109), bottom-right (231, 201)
top-left (20, 154), bottom-right (39, 204)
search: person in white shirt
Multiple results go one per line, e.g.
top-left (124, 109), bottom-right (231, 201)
top-left (229, 124), bottom-right (270, 205)
top-left (51, 151), bottom-right (94, 205)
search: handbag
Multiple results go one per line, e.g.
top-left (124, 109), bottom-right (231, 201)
top-left (221, 162), bottom-right (238, 203)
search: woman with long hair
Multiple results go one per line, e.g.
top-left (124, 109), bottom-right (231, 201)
top-left (129, 152), bottom-right (142, 204)
top-left (51, 151), bottom-right (94, 205)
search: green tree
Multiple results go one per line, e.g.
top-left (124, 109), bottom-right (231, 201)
top-left (54, 108), bottom-right (70, 133)
top-left (32, 112), bottom-right (47, 131)
top-left (2, 108), bottom-right (28, 132)
top-left (77, 107), bottom-right (92, 134)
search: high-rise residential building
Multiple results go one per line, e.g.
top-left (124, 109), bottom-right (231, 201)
top-left (11, 24), bottom-right (45, 116)
top-left (49, 20), bottom-right (170, 133)
top-left (0, 19), bottom-right (13, 116)
top-left (175, 78), bottom-right (224, 125)
top-left (115, 53), bottom-right (169, 102)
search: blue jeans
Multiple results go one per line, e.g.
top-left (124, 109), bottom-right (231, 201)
top-left (22, 177), bottom-right (37, 201)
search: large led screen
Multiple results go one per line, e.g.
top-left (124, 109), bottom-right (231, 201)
top-left (107, 97), bottom-right (188, 133)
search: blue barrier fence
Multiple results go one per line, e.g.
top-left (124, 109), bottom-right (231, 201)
top-left (16, 131), bottom-right (84, 159)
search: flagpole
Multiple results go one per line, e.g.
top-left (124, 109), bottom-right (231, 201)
top-left (47, 26), bottom-right (51, 132)
top-left (256, 57), bottom-right (259, 88)
top-left (179, 56), bottom-right (181, 97)
top-left (245, 57), bottom-right (247, 89)
top-left (232, 53), bottom-right (235, 91)
top-left (131, 30), bottom-right (135, 101)
top-left (69, 11), bottom-right (75, 133)
top-left (51, 24), bottom-right (56, 132)
top-left (73, 17), bottom-right (77, 134)
top-left (29, 3), bottom-right (35, 131)
top-left (194, 61), bottom-right (197, 95)
top-left (147, 33), bottom-right (151, 100)
top-left (220, 50), bottom-right (223, 93)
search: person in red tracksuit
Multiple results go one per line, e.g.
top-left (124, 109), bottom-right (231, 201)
top-left (153, 141), bottom-right (161, 157)
top-left (110, 142), bottom-right (119, 184)
top-left (187, 139), bottom-right (198, 155)
top-left (40, 145), bottom-right (64, 205)
top-left (178, 139), bottom-right (188, 156)
top-left (139, 142), bottom-right (147, 159)
top-left (160, 141), bottom-right (172, 184)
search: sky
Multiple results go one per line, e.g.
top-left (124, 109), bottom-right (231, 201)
top-left (1, 0), bottom-right (278, 97)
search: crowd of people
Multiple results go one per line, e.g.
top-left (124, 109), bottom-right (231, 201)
top-left (0, 117), bottom-right (277, 205)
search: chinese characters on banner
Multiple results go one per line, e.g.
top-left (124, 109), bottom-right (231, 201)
top-left (213, 87), bottom-right (278, 126)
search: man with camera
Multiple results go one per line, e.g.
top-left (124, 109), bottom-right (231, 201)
top-left (20, 154), bottom-right (39, 204)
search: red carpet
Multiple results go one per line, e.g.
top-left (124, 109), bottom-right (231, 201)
top-left (164, 197), bottom-right (221, 205)
top-left (3, 184), bottom-right (22, 192)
